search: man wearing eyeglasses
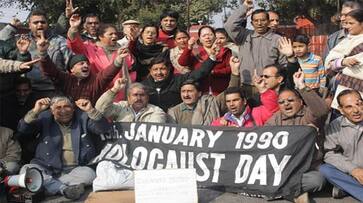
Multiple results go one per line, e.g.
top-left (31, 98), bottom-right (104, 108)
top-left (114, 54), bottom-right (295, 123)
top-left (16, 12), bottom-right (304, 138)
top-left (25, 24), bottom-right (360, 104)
top-left (265, 70), bottom-right (329, 203)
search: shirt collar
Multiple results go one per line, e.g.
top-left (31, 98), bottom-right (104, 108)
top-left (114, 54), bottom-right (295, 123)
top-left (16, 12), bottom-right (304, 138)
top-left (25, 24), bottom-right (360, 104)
top-left (251, 29), bottom-right (273, 40)
top-left (341, 117), bottom-right (363, 129)
top-left (180, 103), bottom-right (196, 112)
top-left (299, 52), bottom-right (313, 63)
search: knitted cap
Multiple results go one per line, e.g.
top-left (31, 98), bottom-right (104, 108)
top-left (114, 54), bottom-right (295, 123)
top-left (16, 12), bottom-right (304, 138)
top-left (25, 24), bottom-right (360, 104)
top-left (68, 54), bottom-right (89, 71)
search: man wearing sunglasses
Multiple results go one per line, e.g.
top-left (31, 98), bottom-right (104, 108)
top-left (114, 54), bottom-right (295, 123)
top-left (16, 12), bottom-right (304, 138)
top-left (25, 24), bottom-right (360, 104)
top-left (265, 70), bottom-right (330, 203)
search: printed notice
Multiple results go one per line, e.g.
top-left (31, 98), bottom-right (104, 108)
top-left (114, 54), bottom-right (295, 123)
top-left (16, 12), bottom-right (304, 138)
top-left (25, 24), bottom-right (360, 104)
top-left (135, 168), bottom-right (198, 203)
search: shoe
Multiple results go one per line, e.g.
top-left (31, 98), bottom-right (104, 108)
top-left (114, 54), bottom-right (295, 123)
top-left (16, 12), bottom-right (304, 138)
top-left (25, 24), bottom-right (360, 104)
top-left (294, 192), bottom-right (310, 203)
top-left (62, 183), bottom-right (85, 200)
top-left (332, 186), bottom-right (347, 199)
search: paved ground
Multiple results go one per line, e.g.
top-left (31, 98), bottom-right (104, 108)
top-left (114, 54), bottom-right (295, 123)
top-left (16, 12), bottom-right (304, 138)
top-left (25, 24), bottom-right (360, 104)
top-left (35, 186), bottom-right (359, 203)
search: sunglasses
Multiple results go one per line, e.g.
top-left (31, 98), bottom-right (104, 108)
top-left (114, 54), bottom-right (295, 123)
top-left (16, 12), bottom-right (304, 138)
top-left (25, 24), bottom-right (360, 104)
top-left (32, 21), bottom-right (47, 25)
top-left (278, 97), bottom-right (297, 105)
top-left (261, 75), bottom-right (279, 79)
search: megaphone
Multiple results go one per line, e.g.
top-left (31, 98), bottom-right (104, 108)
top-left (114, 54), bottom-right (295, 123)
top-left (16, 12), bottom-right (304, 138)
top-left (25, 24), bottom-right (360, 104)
top-left (4, 167), bottom-right (43, 193)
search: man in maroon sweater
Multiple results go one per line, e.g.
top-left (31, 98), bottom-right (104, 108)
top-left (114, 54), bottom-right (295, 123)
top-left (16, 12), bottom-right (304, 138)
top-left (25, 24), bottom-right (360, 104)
top-left (36, 32), bottom-right (128, 105)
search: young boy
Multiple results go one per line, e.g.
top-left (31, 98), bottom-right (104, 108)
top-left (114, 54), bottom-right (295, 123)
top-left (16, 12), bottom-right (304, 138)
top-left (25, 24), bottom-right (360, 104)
top-left (292, 34), bottom-right (326, 92)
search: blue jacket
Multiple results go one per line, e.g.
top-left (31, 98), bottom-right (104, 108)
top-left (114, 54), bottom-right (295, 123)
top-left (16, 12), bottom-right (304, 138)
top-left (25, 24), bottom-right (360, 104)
top-left (17, 109), bottom-right (110, 175)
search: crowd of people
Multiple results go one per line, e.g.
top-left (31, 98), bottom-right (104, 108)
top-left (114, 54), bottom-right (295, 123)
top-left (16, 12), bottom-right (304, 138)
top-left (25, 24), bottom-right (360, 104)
top-left (1, 0), bottom-right (363, 202)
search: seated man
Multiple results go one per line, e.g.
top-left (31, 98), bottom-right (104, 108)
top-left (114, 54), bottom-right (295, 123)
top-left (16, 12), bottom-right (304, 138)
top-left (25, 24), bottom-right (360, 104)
top-left (17, 96), bottom-right (110, 200)
top-left (320, 89), bottom-right (363, 201)
top-left (0, 126), bottom-right (21, 175)
top-left (96, 79), bottom-right (166, 123)
top-left (266, 70), bottom-right (329, 203)
top-left (211, 71), bottom-right (279, 127)
top-left (168, 56), bottom-right (240, 125)
top-left (36, 32), bottom-right (129, 105)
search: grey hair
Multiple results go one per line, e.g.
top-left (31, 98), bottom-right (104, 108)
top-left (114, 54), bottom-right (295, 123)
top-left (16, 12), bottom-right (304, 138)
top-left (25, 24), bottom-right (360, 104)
top-left (50, 96), bottom-right (74, 107)
top-left (127, 82), bottom-right (149, 96)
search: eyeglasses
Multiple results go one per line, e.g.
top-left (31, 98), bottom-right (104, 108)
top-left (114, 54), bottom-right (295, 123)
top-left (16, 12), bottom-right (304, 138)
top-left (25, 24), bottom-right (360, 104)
top-left (32, 21), bottom-right (47, 25)
top-left (261, 75), bottom-right (279, 79)
top-left (278, 97), bottom-right (298, 105)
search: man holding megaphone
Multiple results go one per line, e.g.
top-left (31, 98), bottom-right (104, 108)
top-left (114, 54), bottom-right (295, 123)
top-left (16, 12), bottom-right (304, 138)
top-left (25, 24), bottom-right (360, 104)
top-left (16, 96), bottom-right (111, 200)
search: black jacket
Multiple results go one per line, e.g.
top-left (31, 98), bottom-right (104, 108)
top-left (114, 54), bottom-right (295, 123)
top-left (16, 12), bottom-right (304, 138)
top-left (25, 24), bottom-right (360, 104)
top-left (141, 58), bottom-right (217, 112)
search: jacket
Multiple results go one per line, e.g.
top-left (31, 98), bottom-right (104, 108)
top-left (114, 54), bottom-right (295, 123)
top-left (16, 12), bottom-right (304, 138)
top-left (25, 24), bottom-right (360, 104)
top-left (168, 74), bottom-right (239, 125)
top-left (39, 55), bottom-right (122, 105)
top-left (178, 46), bottom-right (232, 95)
top-left (141, 58), bottom-right (217, 112)
top-left (0, 25), bottom-right (71, 91)
top-left (211, 89), bottom-right (279, 127)
top-left (224, 4), bottom-right (286, 85)
top-left (0, 126), bottom-right (21, 162)
top-left (324, 116), bottom-right (363, 174)
top-left (158, 28), bottom-right (176, 48)
top-left (17, 109), bottom-right (110, 175)
top-left (96, 90), bottom-right (166, 123)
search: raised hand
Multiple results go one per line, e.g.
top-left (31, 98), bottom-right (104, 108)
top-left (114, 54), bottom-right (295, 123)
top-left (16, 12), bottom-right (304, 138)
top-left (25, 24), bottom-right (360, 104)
top-left (229, 56), bottom-right (240, 76)
top-left (253, 69), bottom-right (267, 93)
top-left (293, 69), bottom-right (305, 89)
top-left (19, 58), bottom-right (41, 70)
top-left (243, 0), bottom-right (254, 10)
top-left (187, 37), bottom-right (197, 50)
top-left (16, 35), bottom-right (31, 54)
top-left (33, 97), bottom-right (51, 114)
top-left (342, 57), bottom-right (360, 68)
top-left (69, 14), bottom-right (82, 28)
top-left (278, 37), bottom-right (294, 57)
top-left (65, 0), bottom-right (79, 18)
top-left (75, 99), bottom-right (93, 112)
top-left (114, 48), bottom-right (129, 65)
top-left (36, 31), bottom-right (49, 53)
top-left (111, 77), bottom-right (128, 93)
top-left (125, 26), bottom-right (139, 42)
top-left (10, 18), bottom-right (22, 29)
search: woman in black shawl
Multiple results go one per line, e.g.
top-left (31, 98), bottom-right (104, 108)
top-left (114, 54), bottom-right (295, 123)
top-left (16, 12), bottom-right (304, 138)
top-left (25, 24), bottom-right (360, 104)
top-left (128, 24), bottom-right (169, 81)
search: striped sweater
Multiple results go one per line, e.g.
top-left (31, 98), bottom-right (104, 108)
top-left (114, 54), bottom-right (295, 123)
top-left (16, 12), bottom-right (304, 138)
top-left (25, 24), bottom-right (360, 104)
top-left (298, 52), bottom-right (326, 89)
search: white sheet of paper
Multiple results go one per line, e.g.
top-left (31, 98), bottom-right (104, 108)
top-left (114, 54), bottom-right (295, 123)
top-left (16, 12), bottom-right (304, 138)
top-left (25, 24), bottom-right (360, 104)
top-left (135, 168), bottom-right (198, 203)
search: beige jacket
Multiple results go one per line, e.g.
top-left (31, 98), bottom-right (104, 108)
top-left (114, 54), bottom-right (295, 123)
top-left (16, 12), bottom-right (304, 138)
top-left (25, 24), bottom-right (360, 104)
top-left (0, 126), bottom-right (21, 162)
top-left (96, 90), bottom-right (166, 123)
top-left (0, 58), bottom-right (23, 73)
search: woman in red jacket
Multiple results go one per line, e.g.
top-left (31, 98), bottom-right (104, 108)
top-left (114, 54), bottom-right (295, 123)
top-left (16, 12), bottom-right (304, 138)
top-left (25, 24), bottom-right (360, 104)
top-left (178, 25), bottom-right (232, 95)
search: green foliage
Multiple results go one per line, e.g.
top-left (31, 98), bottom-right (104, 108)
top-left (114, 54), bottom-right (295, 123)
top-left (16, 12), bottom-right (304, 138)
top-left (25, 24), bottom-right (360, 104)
top-left (2, 0), bottom-right (236, 28)
top-left (257, 0), bottom-right (340, 24)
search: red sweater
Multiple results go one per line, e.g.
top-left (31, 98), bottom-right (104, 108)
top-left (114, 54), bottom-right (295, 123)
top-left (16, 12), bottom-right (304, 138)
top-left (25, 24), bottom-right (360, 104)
top-left (40, 56), bottom-right (121, 105)
top-left (211, 89), bottom-right (279, 127)
top-left (178, 46), bottom-right (232, 95)
top-left (158, 28), bottom-right (176, 48)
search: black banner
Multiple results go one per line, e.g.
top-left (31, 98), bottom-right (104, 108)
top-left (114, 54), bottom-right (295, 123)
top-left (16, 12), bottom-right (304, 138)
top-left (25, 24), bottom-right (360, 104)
top-left (93, 122), bottom-right (316, 199)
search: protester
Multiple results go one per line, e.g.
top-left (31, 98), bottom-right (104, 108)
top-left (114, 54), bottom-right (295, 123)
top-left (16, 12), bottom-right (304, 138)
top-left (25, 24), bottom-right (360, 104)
top-left (224, 0), bottom-right (286, 96)
top-left (0, 126), bottom-right (21, 175)
top-left (266, 70), bottom-right (329, 203)
top-left (67, 14), bottom-right (120, 74)
top-left (325, 1), bottom-right (362, 55)
top-left (0, 10), bottom-right (71, 99)
top-left (268, 10), bottom-right (280, 33)
top-left (158, 10), bottom-right (179, 48)
top-left (178, 25), bottom-right (232, 95)
top-left (211, 70), bottom-right (279, 127)
top-left (140, 49), bottom-right (219, 112)
top-left (215, 28), bottom-right (239, 56)
top-left (117, 19), bottom-right (140, 48)
top-left (168, 56), bottom-right (240, 125)
top-left (169, 30), bottom-right (193, 74)
top-left (292, 34), bottom-right (326, 92)
top-left (17, 97), bottom-right (110, 200)
top-left (128, 24), bottom-right (169, 81)
top-left (96, 80), bottom-right (166, 122)
top-left (81, 13), bottom-right (101, 42)
top-left (0, 37), bottom-right (40, 130)
top-left (37, 31), bottom-right (129, 105)
top-left (320, 89), bottom-right (363, 201)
